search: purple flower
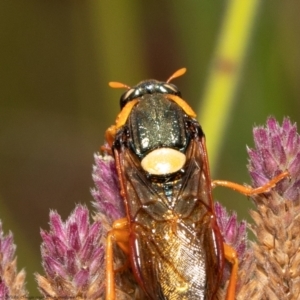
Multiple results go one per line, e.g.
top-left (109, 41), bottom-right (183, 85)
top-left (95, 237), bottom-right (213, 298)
top-left (91, 153), bottom-right (125, 223)
top-left (215, 202), bottom-right (247, 261)
top-left (248, 117), bottom-right (300, 200)
top-left (0, 221), bottom-right (27, 298)
top-left (0, 282), bottom-right (9, 299)
top-left (0, 222), bottom-right (15, 270)
top-left (0, 221), bottom-right (14, 299)
top-left (215, 202), bottom-right (248, 287)
top-left (36, 205), bottom-right (105, 299)
top-left (236, 117), bottom-right (300, 299)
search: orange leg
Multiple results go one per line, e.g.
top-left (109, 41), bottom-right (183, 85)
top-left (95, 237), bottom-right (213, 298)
top-left (223, 243), bottom-right (238, 300)
top-left (104, 125), bottom-right (117, 149)
top-left (212, 170), bottom-right (289, 195)
top-left (106, 218), bottom-right (130, 300)
top-left (212, 171), bottom-right (289, 300)
top-left (100, 144), bottom-right (113, 155)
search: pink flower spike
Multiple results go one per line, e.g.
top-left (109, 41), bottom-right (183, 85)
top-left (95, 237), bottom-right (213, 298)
top-left (91, 153), bottom-right (125, 223)
top-left (49, 211), bottom-right (66, 241)
top-left (214, 202), bottom-right (247, 261)
top-left (239, 117), bottom-right (300, 299)
top-left (0, 221), bottom-right (27, 298)
top-left (74, 268), bottom-right (89, 288)
top-left (0, 282), bottom-right (9, 299)
top-left (37, 205), bottom-right (104, 299)
top-left (248, 117), bottom-right (300, 201)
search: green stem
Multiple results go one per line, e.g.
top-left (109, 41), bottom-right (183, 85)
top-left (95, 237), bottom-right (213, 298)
top-left (199, 0), bottom-right (260, 175)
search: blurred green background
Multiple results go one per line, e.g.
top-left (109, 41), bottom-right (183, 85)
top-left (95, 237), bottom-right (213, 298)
top-left (0, 1), bottom-right (300, 296)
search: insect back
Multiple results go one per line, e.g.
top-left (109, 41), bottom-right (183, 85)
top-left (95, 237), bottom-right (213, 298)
top-left (127, 92), bottom-right (188, 175)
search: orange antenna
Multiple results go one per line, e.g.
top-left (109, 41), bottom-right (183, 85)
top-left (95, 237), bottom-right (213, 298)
top-left (109, 82), bottom-right (131, 90)
top-left (166, 68), bottom-right (187, 83)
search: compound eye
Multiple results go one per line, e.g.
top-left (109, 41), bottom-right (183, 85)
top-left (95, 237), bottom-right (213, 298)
top-left (124, 88), bottom-right (135, 100)
top-left (164, 83), bottom-right (178, 93)
top-left (163, 83), bottom-right (182, 97)
top-left (120, 88), bottom-right (135, 109)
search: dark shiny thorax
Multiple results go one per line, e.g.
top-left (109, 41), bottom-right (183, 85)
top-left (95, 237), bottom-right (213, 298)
top-left (127, 94), bottom-right (188, 158)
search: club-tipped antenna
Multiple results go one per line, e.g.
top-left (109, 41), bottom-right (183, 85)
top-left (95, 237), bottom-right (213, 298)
top-left (108, 82), bottom-right (131, 90)
top-left (166, 68), bottom-right (187, 83)
top-left (109, 67), bottom-right (186, 89)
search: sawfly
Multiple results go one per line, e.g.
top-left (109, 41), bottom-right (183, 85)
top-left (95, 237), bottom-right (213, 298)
top-left (104, 68), bottom-right (288, 300)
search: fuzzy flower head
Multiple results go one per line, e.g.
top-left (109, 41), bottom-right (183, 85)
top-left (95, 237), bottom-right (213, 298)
top-left (36, 205), bottom-right (104, 299)
top-left (236, 117), bottom-right (300, 300)
top-left (0, 222), bottom-right (15, 298)
top-left (91, 153), bottom-right (125, 223)
top-left (0, 222), bottom-right (16, 273)
top-left (0, 221), bottom-right (27, 299)
top-left (247, 117), bottom-right (300, 201)
top-left (215, 202), bottom-right (247, 261)
top-left (214, 202), bottom-right (249, 292)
